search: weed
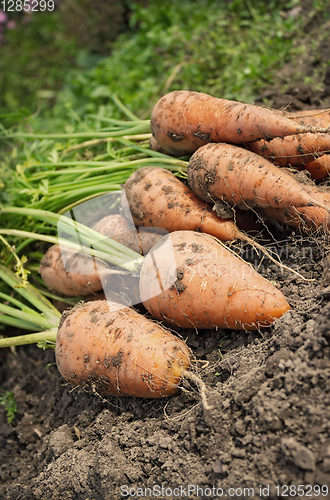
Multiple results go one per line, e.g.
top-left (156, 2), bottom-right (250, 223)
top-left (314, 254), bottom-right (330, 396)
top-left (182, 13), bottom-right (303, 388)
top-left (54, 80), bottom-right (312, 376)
top-left (0, 388), bottom-right (17, 424)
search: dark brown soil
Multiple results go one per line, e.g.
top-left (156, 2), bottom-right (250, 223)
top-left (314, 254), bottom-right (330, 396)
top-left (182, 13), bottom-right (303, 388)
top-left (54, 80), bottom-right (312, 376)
top-left (2, 4), bottom-right (330, 500)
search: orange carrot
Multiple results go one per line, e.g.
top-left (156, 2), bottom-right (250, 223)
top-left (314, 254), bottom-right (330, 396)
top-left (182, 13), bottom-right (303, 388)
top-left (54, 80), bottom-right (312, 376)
top-left (150, 90), bottom-right (327, 156)
top-left (248, 132), bottom-right (330, 170)
top-left (301, 154), bottom-right (330, 181)
top-left (286, 108), bottom-right (330, 129)
top-left (124, 167), bottom-right (245, 242)
top-left (92, 213), bottom-right (164, 254)
top-left (124, 166), bottom-right (319, 278)
top-left (55, 300), bottom-right (192, 398)
top-left (260, 172), bottom-right (330, 229)
top-left (39, 245), bottom-right (112, 297)
top-left (187, 143), bottom-right (330, 213)
top-left (140, 230), bottom-right (290, 330)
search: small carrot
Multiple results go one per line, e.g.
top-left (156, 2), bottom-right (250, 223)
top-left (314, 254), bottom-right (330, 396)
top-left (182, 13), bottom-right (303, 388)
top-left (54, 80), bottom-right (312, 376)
top-left (150, 90), bottom-right (328, 156)
top-left (55, 299), bottom-right (192, 398)
top-left (140, 230), bottom-right (290, 330)
top-left (39, 245), bottom-right (113, 297)
top-left (92, 213), bottom-right (164, 254)
top-left (187, 143), bottom-right (330, 214)
top-left (248, 132), bottom-right (330, 170)
top-left (39, 213), bottom-right (163, 298)
top-left (301, 154), bottom-right (330, 182)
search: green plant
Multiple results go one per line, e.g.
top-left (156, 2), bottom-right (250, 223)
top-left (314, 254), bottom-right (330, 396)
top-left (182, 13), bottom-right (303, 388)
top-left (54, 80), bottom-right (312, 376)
top-left (54, 0), bottom-right (301, 120)
top-left (0, 388), bottom-right (17, 424)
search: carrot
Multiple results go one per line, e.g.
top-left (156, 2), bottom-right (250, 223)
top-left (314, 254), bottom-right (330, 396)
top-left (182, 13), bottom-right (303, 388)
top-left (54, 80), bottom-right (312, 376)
top-left (39, 244), bottom-right (113, 297)
top-left (55, 299), bottom-right (192, 398)
top-left (92, 213), bottom-right (164, 254)
top-left (248, 132), bottom-right (330, 170)
top-left (150, 90), bottom-right (328, 156)
top-left (124, 166), bottom-right (245, 242)
top-left (260, 171), bottom-right (330, 230)
top-left (301, 154), bottom-right (330, 182)
top-left (286, 108), bottom-right (330, 129)
top-left (140, 230), bottom-right (290, 330)
top-left (39, 213), bottom-right (163, 298)
top-left (124, 166), bottom-right (316, 279)
top-left (187, 142), bottom-right (330, 214)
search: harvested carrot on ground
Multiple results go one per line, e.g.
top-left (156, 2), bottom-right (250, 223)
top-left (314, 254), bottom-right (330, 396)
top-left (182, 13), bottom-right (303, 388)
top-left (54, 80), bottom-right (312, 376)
top-left (55, 299), bottom-right (193, 398)
top-left (259, 171), bottom-right (330, 230)
top-left (140, 230), bottom-right (290, 330)
top-left (92, 213), bottom-right (164, 254)
top-left (39, 244), bottom-right (114, 297)
top-left (150, 90), bottom-right (328, 156)
top-left (124, 166), bottom-right (316, 278)
top-left (248, 132), bottom-right (330, 172)
top-left (124, 167), bottom-right (244, 241)
top-left (299, 154), bottom-right (330, 182)
top-left (187, 143), bottom-right (330, 214)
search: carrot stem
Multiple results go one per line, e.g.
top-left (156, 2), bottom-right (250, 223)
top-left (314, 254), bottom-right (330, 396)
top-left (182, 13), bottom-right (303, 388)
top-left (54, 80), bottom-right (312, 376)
top-left (0, 123), bottom-right (151, 140)
top-left (0, 315), bottom-right (44, 331)
top-left (0, 206), bottom-right (145, 272)
top-left (0, 264), bottom-right (61, 323)
top-left (0, 229), bottom-right (143, 272)
top-left (0, 303), bottom-right (54, 330)
top-left (0, 328), bottom-right (58, 348)
top-left (27, 157), bottom-right (188, 178)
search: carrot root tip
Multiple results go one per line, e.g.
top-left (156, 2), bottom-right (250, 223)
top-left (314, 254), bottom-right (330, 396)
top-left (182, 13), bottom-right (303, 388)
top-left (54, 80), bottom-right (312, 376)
top-left (183, 370), bottom-right (212, 411)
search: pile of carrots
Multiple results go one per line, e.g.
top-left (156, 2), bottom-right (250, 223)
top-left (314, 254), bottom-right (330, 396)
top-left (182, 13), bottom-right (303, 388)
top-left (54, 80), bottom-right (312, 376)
top-left (2, 90), bottom-right (330, 404)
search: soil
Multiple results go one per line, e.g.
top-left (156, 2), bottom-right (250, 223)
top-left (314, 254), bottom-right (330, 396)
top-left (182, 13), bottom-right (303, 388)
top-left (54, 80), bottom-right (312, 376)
top-left (1, 3), bottom-right (330, 500)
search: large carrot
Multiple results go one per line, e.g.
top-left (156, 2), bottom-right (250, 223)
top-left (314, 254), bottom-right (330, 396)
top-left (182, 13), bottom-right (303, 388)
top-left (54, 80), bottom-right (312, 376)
top-left (140, 230), bottom-right (290, 330)
top-left (0, 206), bottom-right (292, 332)
top-left (187, 143), bottom-right (330, 213)
top-left (123, 167), bottom-right (306, 276)
top-left (124, 167), bottom-right (244, 242)
top-left (55, 300), bottom-right (193, 398)
top-left (150, 90), bottom-right (327, 156)
top-left (248, 132), bottom-right (330, 170)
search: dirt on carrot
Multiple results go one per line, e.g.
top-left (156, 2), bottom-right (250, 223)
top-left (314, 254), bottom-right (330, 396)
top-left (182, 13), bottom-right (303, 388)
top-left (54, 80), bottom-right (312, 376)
top-left (187, 142), bottom-right (330, 213)
top-left (39, 244), bottom-right (112, 297)
top-left (124, 167), bottom-right (244, 242)
top-left (286, 108), bottom-right (330, 128)
top-left (140, 230), bottom-right (290, 330)
top-left (248, 132), bottom-right (330, 171)
top-left (55, 299), bottom-right (192, 398)
top-left (150, 90), bottom-right (328, 156)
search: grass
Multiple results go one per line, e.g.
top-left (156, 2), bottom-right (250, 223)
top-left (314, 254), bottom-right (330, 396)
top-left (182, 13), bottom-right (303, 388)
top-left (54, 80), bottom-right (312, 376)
top-left (0, 389), bottom-right (17, 424)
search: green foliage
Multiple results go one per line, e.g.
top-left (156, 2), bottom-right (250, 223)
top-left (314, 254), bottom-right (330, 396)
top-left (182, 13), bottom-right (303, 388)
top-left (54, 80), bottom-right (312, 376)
top-left (0, 388), bottom-right (17, 424)
top-left (0, 9), bottom-right (79, 123)
top-left (54, 0), bottom-right (302, 119)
